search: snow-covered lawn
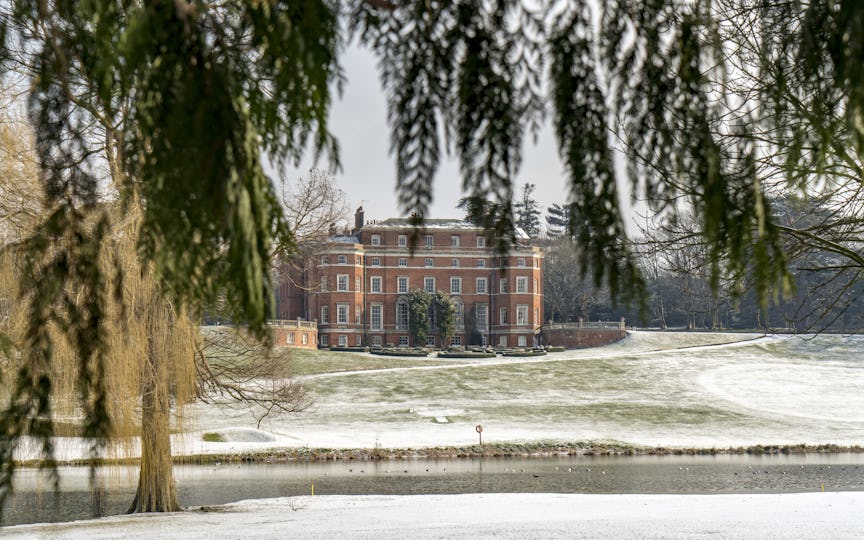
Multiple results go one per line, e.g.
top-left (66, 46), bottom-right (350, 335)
top-left (15, 331), bottom-right (864, 462)
top-left (5, 492), bottom-right (863, 539)
top-left (7, 332), bottom-right (864, 537)
top-left (184, 331), bottom-right (864, 453)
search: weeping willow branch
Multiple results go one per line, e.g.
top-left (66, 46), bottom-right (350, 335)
top-left (196, 329), bottom-right (312, 429)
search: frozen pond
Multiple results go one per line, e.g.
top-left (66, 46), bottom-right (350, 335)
top-left (6, 453), bottom-right (864, 526)
top-left (187, 332), bottom-right (864, 450)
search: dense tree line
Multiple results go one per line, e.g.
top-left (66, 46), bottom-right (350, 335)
top-left (543, 198), bottom-right (864, 332)
top-left (467, 165), bottom-right (864, 332)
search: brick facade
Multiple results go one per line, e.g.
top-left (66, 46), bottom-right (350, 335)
top-left (270, 320), bottom-right (319, 349)
top-left (278, 210), bottom-right (544, 349)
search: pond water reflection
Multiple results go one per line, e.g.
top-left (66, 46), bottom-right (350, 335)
top-left (5, 453), bottom-right (864, 526)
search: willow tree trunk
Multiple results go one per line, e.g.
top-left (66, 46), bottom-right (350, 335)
top-left (128, 340), bottom-right (180, 513)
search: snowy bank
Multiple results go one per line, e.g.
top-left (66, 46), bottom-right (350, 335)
top-left (4, 492), bottom-right (863, 539)
top-left (20, 332), bottom-right (864, 465)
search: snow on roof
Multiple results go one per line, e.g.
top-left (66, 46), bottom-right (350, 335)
top-left (371, 218), bottom-right (477, 229)
top-left (330, 234), bottom-right (361, 244)
top-left (362, 218), bottom-right (530, 239)
top-left (512, 226), bottom-right (530, 240)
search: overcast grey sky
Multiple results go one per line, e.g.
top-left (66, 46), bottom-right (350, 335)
top-left (281, 45), bottom-right (570, 225)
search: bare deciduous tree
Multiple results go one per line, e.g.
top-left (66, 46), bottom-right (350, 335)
top-left (273, 169), bottom-right (350, 320)
top-left (0, 92), bottom-right (40, 243)
top-left (197, 328), bottom-right (312, 430)
top-left (543, 237), bottom-right (606, 323)
top-left (280, 168), bottom-right (350, 243)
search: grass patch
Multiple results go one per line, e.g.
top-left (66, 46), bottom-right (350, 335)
top-left (202, 432), bottom-right (226, 443)
top-left (200, 329), bottom-right (459, 378)
top-left (170, 442), bottom-right (864, 465)
top-left (13, 441), bottom-right (864, 468)
top-left (203, 325), bottom-right (502, 376)
top-left (280, 348), bottom-right (458, 377)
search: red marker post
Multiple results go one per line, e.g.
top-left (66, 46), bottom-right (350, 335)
top-left (475, 424), bottom-right (483, 446)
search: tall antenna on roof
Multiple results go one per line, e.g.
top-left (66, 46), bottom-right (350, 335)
top-left (360, 200), bottom-right (369, 225)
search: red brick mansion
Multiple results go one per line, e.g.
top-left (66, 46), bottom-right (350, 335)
top-left (277, 208), bottom-right (544, 349)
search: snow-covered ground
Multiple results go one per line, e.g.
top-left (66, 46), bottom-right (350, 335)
top-left (15, 331), bottom-right (864, 462)
top-left (7, 332), bottom-right (864, 537)
top-left (5, 492), bottom-right (863, 539)
top-left (186, 332), bottom-right (864, 453)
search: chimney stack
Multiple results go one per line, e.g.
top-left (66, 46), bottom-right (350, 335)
top-left (354, 206), bottom-right (365, 232)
